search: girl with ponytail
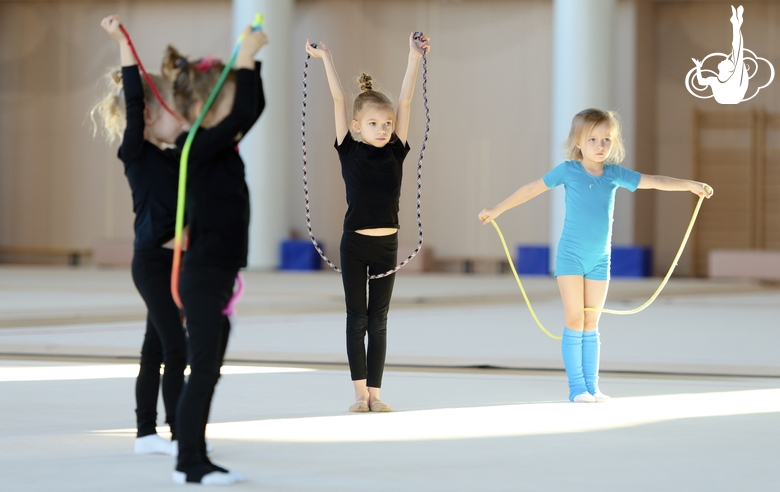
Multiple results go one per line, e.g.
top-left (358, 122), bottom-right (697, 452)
top-left (92, 14), bottom-right (187, 458)
top-left (305, 33), bottom-right (430, 413)
top-left (160, 26), bottom-right (267, 486)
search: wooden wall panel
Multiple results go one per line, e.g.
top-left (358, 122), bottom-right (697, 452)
top-left (656, 1), bottom-right (780, 276)
top-left (0, 0), bottom-right (232, 259)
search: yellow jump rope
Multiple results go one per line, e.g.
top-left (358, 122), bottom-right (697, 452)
top-left (487, 189), bottom-right (710, 341)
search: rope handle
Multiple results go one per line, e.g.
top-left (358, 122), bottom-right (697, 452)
top-left (486, 190), bottom-right (710, 340)
top-left (302, 32), bottom-right (429, 280)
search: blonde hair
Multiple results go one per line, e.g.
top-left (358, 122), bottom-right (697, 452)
top-left (565, 108), bottom-right (626, 164)
top-left (161, 45), bottom-right (235, 124)
top-left (91, 68), bottom-right (168, 145)
top-left (352, 73), bottom-right (394, 123)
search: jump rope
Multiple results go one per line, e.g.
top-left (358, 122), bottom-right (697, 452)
top-left (120, 17), bottom-right (262, 314)
top-left (486, 187), bottom-right (711, 341)
top-left (301, 32), bottom-right (429, 279)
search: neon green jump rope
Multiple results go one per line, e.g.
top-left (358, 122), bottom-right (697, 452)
top-left (171, 14), bottom-right (263, 309)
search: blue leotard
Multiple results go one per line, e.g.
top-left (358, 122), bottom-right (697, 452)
top-left (543, 160), bottom-right (641, 280)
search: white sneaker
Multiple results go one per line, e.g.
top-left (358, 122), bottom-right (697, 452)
top-left (172, 470), bottom-right (239, 486)
top-left (592, 391), bottom-right (611, 403)
top-left (135, 434), bottom-right (174, 455)
top-left (572, 392), bottom-right (597, 403)
top-left (228, 471), bottom-right (245, 483)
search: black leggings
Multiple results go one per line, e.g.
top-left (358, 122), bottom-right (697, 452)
top-left (176, 265), bottom-right (237, 477)
top-left (131, 248), bottom-right (187, 440)
top-left (340, 232), bottom-right (398, 388)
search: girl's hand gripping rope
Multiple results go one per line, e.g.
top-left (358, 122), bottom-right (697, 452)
top-left (410, 33), bottom-right (431, 57)
top-left (100, 15), bottom-right (125, 42)
top-left (694, 183), bottom-right (714, 199)
top-left (304, 40), bottom-right (329, 59)
top-left (478, 207), bottom-right (502, 225)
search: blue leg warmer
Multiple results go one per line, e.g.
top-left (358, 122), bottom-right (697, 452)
top-left (582, 330), bottom-right (600, 395)
top-left (561, 328), bottom-right (587, 401)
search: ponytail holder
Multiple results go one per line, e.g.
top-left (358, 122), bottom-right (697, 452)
top-left (174, 57), bottom-right (188, 69)
top-left (195, 56), bottom-right (221, 72)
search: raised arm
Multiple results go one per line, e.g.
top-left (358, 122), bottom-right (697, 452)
top-left (637, 174), bottom-right (714, 198)
top-left (101, 15), bottom-right (145, 159)
top-left (395, 33), bottom-right (430, 145)
top-left (305, 40), bottom-right (349, 144)
top-left (101, 15), bottom-right (134, 67)
top-left (478, 178), bottom-right (550, 224)
top-left (180, 26), bottom-right (267, 162)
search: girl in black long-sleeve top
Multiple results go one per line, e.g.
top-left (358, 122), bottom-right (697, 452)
top-left (160, 26), bottom-right (267, 486)
top-left (93, 15), bottom-right (186, 456)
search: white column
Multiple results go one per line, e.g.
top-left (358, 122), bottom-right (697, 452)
top-left (549, 0), bottom-right (616, 273)
top-left (233, 0), bottom-right (293, 269)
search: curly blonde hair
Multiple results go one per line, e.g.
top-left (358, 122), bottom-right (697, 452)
top-left (564, 108), bottom-right (626, 164)
top-left (90, 68), bottom-right (168, 144)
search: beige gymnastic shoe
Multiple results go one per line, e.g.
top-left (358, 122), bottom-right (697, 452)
top-left (348, 400), bottom-right (369, 412)
top-left (369, 400), bottom-right (392, 412)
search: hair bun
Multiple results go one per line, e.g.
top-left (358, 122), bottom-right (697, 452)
top-left (358, 73), bottom-right (373, 92)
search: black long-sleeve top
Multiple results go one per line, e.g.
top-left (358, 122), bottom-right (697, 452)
top-left (118, 65), bottom-right (180, 251)
top-left (176, 62), bottom-right (265, 269)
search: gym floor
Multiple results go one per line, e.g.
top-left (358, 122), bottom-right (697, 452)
top-left (1, 266), bottom-right (778, 491)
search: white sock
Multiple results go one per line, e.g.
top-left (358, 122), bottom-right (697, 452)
top-left (172, 470), bottom-right (240, 485)
top-left (593, 391), bottom-right (611, 403)
top-left (572, 392), bottom-right (596, 403)
top-left (135, 434), bottom-right (174, 455)
top-left (201, 471), bottom-right (239, 485)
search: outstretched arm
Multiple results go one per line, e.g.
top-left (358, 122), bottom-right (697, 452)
top-left (101, 15), bottom-right (134, 66)
top-left (395, 33), bottom-right (430, 145)
top-left (478, 179), bottom-right (550, 224)
top-left (637, 174), bottom-right (713, 198)
top-left (305, 40), bottom-right (349, 144)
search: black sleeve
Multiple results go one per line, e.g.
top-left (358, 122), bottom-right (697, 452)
top-left (391, 133), bottom-right (411, 162)
top-left (177, 66), bottom-right (257, 163)
top-left (237, 61), bottom-right (265, 139)
top-left (334, 131), bottom-right (356, 156)
top-left (119, 65), bottom-right (145, 163)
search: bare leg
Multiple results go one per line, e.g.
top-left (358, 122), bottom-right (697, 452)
top-left (368, 387), bottom-right (382, 405)
top-left (352, 379), bottom-right (370, 403)
top-left (583, 279), bottom-right (609, 332)
top-left (557, 275), bottom-right (585, 331)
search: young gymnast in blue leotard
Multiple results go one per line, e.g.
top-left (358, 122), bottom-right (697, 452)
top-left (478, 108), bottom-right (713, 403)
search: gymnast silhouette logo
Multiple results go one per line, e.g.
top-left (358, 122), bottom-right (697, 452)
top-left (685, 5), bottom-right (774, 104)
